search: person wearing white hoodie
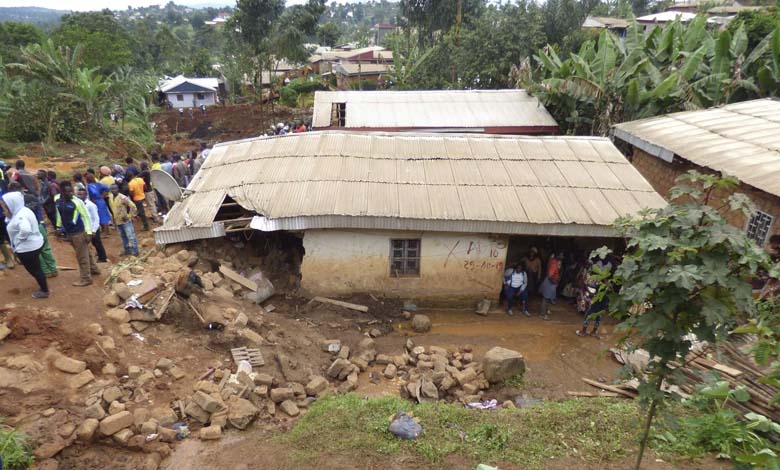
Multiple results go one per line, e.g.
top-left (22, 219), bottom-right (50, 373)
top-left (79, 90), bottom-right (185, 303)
top-left (2, 191), bottom-right (48, 298)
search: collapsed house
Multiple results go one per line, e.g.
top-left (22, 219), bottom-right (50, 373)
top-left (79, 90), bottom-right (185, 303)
top-left (311, 90), bottom-right (560, 134)
top-left (154, 131), bottom-right (665, 303)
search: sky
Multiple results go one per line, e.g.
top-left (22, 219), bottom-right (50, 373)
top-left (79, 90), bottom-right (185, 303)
top-left (0, 0), bottom-right (325, 10)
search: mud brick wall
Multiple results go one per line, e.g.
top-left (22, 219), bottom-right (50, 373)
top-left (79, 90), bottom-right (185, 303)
top-left (631, 148), bottom-right (780, 246)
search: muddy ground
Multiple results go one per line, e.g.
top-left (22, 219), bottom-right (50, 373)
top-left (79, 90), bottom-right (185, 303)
top-left (0, 220), bottom-right (731, 470)
top-left (152, 102), bottom-right (312, 155)
top-left (8, 100), bottom-right (311, 174)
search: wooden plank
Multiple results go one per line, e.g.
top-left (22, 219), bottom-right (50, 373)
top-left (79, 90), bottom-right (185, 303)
top-left (154, 288), bottom-right (176, 320)
top-left (582, 378), bottom-right (638, 398)
top-left (188, 301), bottom-right (206, 324)
top-left (713, 363), bottom-right (744, 377)
top-left (198, 368), bottom-right (215, 381)
top-left (219, 265), bottom-right (258, 291)
top-left (567, 391), bottom-right (622, 398)
top-left (310, 296), bottom-right (369, 313)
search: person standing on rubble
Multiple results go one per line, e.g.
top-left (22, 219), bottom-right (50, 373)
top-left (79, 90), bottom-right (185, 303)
top-left (9, 181), bottom-right (57, 278)
top-left (109, 184), bottom-right (139, 257)
top-left (0, 161), bottom-right (13, 270)
top-left (172, 154), bottom-right (190, 188)
top-left (1, 191), bottom-right (48, 298)
top-left (77, 186), bottom-right (108, 263)
top-left (139, 161), bottom-right (161, 223)
top-left (56, 181), bottom-right (99, 286)
top-left (127, 170), bottom-right (150, 231)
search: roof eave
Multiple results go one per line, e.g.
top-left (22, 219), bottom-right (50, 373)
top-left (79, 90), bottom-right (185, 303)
top-left (612, 127), bottom-right (675, 163)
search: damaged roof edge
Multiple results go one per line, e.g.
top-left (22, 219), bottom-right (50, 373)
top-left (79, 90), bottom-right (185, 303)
top-left (154, 223), bottom-right (226, 244)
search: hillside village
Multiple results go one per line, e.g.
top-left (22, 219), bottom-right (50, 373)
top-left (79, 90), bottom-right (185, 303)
top-left (0, 1), bottom-right (780, 470)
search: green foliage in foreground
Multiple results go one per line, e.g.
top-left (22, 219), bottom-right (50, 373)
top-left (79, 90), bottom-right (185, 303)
top-left (654, 382), bottom-right (780, 469)
top-left (590, 171), bottom-right (769, 469)
top-left (283, 394), bottom-right (639, 469)
top-left (0, 425), bottom-right (34, 470)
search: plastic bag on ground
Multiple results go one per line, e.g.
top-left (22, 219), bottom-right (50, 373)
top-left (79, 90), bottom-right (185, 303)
top-left (388, 411), bottom-right (423, 440)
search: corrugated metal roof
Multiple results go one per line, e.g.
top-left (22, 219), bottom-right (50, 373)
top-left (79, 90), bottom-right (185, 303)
top-left (311, 90), bottom-right (559, 130)
top-left (333, 62), bottom-right (392, 76)
top-left (159, 75), bottom-right (219, 93)
top-left (155, 132), bottom-right (665, 241)
top-left (613, 98), bottom-right (780, 198)
top-left (315, 46), bottom-right (391, 61)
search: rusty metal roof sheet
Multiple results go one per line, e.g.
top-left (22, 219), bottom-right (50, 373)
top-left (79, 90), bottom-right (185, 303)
top-left (311, 90), bottom-right (559, 130)
top-left (155, 132), bottom-right (665, 242)
top-left (613, 98), bottom-right (780, 198)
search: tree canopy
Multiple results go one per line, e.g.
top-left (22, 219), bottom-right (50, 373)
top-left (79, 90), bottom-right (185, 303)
top-left (53, 10), bottom-right (133, 74)
top-left (517, 18), bottom-right (779, 135)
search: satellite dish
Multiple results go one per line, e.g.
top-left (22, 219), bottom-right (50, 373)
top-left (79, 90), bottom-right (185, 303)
top-left (151, 169), bottom-right (183, 202)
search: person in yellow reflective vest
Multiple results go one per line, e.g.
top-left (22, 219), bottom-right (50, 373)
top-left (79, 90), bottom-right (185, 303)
top-left (55, 181), bottom-right (99, 286)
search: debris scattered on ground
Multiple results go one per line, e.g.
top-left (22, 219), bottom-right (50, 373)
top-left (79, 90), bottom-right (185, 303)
top-left (411, 314), bottom-right (431, 333)
top-left (388, 411), bottom-right (423, 440)
top-left (309, 296), bottom-right (369, 313)
top-left (607, 336), bottom-right (780, 421)
top-left (475, 299), bottom-right (491, 316)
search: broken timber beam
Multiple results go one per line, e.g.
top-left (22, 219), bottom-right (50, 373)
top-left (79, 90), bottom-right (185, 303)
top-left (582, 378), bottom-right (638, 398)
top-left (219, 265), bottom-right (258, 291)
top-left (310, 296), bottom-right (369, 313)
top-left (188, 300), bottom-right (206, 324)
top-left (567, 391), bottom-right (622, 398)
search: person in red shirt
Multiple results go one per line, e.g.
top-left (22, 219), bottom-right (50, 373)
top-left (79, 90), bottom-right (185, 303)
top-left (539, 253), bottom-right (562, 320)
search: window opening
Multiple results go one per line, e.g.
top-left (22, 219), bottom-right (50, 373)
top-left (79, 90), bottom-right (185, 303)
top-left (390, 239), bottom-right (421, 277)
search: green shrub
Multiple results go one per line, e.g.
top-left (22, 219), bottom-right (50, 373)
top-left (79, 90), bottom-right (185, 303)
top-left (0, 142), bottom-right (15, 158)
top-left (287, 76), bottom-right (326, 94)
top-left (280, 87), bottom-right (299, 107)
top-left (653, 381), bottom-right (780, 467)
top-left (349, 79), bottom-right (378, 90)
top-left (0, 426), bottom-right (35, 470)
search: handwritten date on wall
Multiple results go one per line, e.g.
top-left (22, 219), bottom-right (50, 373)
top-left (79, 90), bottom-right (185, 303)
top-left (444, 239), bottom-right (506, 270)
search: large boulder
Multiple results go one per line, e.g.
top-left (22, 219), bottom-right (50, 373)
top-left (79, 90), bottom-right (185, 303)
top-left (226, 396), bottom-right (259, 430)
top-left (412, 314), bottom-right (431, 333)
top-left (482, 347), bottom-right (525, 383)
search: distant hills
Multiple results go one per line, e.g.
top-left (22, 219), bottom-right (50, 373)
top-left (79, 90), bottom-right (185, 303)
top-left (0, 7), bottom-right (68, 25)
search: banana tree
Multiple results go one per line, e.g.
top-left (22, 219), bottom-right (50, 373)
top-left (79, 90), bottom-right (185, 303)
top-left (517, 24), bottom-right (654, 134)
top-left (59, 67), bottom-right (111, 131)
top-left (754, 27), bottom-right (780, 95)
top-left (517, 18), bottom-right (773, 135)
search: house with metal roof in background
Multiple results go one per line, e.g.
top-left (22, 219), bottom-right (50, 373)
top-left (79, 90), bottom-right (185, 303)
top-left (154, 131), bottom-right (665, 303)
top-left (612, 98), bottom-right (780, 248)
top-left (311, 90), bottom-right (560, 134)
top-left (581, 16), bottom-right (629, 37)
top-left (331, 63), bottom-right (392, 90)
top-left (158, 75), bottom-right (220, 108)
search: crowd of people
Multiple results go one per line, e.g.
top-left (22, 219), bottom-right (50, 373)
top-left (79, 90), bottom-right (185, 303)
top-left (0, 145), bottom-right (209, 299)
top-left (265, 121), bottom-right (312, 136)
top-left (501, 246), bottom-right (617, 338)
